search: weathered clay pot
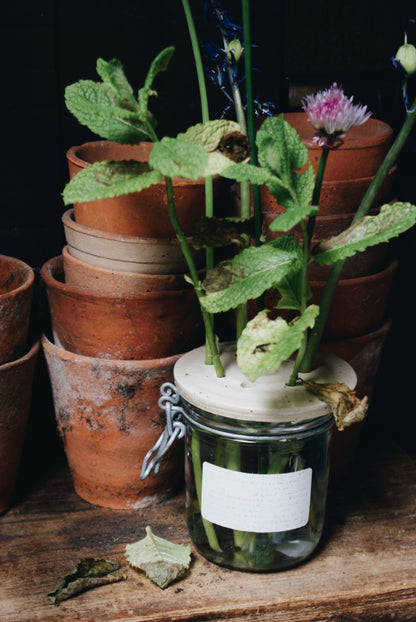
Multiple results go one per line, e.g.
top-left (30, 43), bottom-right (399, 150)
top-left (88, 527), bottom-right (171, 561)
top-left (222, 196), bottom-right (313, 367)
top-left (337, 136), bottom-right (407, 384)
top-left (0, 340), bottom-right (40, 514)
top-left (262, 209), bottom-right (389, 280)
top-left (309, 259), bottom-right (398, 340)
top-left (258, 165), bottom-right (397, 216)
top-left (67, 140), bottom-right (221, 237)
top-left (62, 208), bottom-right (203, 274)
top-left (41, 255), bottom-right (203, 360)
top-left (323, 320), bottom-right (392, 481)
top-left (321, 319), bottom-right (392, 400)
top-left (62, 245), bottom-right (189, 296)
top-left (42, 335), bottom-right (183, 509)
top-left (0, 255), bottom-right (35, 365)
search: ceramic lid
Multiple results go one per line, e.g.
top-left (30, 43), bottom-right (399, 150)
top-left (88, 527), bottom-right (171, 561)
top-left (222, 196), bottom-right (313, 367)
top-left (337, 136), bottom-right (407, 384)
top-left (174, 343), bottom-right (357, 423)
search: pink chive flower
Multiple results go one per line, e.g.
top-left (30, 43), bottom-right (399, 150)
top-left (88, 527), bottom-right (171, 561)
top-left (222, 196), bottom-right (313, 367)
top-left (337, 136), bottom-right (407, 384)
top-left (302, 83), bottom-right (371, 149)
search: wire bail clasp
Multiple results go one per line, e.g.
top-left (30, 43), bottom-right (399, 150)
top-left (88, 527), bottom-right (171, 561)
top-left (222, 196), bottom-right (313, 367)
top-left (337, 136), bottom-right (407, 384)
top-left (140, 382), bottom-right (186, 480)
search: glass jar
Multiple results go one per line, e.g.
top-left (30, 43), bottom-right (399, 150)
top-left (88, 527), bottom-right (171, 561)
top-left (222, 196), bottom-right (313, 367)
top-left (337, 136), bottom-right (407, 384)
top-left (182, 401), bottom-right (333, 571)
top-left (173, 343), bottom-right (356, 572)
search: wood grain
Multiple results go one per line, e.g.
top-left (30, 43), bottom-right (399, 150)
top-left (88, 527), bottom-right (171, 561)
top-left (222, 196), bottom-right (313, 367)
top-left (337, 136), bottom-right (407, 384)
top-left (1, 429), bottom-right (415, 622)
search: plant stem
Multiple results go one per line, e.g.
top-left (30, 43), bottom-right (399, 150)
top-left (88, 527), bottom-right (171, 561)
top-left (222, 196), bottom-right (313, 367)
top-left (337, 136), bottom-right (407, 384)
top-left (300, 99), bottom-right (416, 373)
top-left (182, 0), bottom-right (218, 364)
top-left (307, 148), bottom-right (329, 244)
top-left (165, 176), bottom-right (224, 377)
top-left (288, 220), bottom-right (310, 386)
top-left (191, 433), bottom-right (222, 552)
top-left (242, 0), bottom-right (263, 316)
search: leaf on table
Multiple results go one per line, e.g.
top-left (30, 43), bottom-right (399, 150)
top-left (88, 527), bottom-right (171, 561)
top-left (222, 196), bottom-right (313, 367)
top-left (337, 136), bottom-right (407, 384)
top-left (125, 526), bottom-right (192, 589)
top-left (47, 558), bottom-right (127, 606)
top-left (304, 381), bottom-right (368, 431)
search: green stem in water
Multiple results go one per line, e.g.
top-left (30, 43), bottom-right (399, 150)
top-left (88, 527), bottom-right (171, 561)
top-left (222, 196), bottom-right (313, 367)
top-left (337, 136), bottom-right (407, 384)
top-left (300, 99), bottom-right (416, 373)
top-left (191, 433), bottom-right (222, 552)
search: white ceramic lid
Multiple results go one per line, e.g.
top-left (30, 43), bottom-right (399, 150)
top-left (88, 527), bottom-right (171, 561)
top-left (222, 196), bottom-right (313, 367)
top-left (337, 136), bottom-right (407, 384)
top-left (174, 343), bottom-right (357, 423)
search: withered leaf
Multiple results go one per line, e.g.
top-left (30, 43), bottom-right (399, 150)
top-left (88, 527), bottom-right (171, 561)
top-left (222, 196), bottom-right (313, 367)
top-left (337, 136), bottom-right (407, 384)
top-left (125, 526), bottom-right (191, 589)
top-left (217, 131), bottom-right (250, 162)
top-left (304, 381), bottom-right (368, 431)
top-left (47, 558), bottom-right (126, 605)
top-left (191, 216), bottom-right (254, 249)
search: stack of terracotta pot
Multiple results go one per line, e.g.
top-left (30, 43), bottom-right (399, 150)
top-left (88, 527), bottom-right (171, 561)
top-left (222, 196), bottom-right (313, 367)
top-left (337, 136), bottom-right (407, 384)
top-left (41, 140), bottom-right (210, 510)
top-left (0, 255), bottom-right (39, 514)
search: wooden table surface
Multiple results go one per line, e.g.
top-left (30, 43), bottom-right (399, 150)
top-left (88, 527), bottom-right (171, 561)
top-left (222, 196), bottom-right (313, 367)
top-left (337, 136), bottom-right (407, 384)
top-left (1, 429), bottom-right (416, 622)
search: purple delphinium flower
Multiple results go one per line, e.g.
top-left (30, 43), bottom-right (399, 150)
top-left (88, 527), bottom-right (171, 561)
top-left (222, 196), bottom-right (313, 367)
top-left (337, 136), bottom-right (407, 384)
top-left (302, 83), bottom-right (371, 149)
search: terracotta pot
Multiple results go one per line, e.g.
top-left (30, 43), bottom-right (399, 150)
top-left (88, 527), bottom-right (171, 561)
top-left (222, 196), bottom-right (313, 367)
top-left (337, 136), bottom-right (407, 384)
top-left (0, 340), bottom-right (40, 514)
top-left (41, 255), bottom-right (204, 360)
top-left (262, 209), bottom-right (389, 280)
top-left (323, 320), bottom-right (392, 482)
top-left (258, 165), bottom-right (397, 215)
top-left (309, 259), bottom-right (398, 339)
top-left (0, 255), bottom-right (35, 365)
top-left (62, 208), bottom-right (202, 275)
top-left (62, 245), bottom-right (189, 296)
top-left (320, 319), bottom-right (392, 400)
top-left (67, 140), bottom-right (221, 237)
top-left (282, 113), bottom-right (393, 181)
top-left (42, 335), bottom-right (183, 509)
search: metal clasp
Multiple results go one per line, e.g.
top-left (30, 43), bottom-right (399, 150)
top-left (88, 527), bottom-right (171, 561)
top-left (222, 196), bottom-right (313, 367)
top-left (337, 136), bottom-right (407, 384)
top-left (140, 382), bottom-right (186, 480)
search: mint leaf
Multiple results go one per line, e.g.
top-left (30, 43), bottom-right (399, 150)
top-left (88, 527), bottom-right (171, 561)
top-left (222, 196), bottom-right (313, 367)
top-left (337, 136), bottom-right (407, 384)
top-left (276, 273), bottom-right (312, 311)
top-left (150, 137), bottom-right (208, 179)
top-left (257, 115), bottom-right (309, 181)
top-left (65, 80), bottom-right (150, 143)
top-left (269, 204), bottom-right (319, 232)
top-left (237, 305), bottom-right (320, 382)
top-left (125, 526), bottom-right (191, 590)
top-left (179, 119), bottom-right (241, 151)
top-left (96, 58), bottom-right (138, 111)
top-left (313, 202), bottom-right (416, 265)
top-left (201, 238), bottom-right (302, 313)
top-left (222, 162), bottom-right (288, 193)
top-left (62, 160), bottom-right (162, 205)
top-left (137, 47), bottom-right (175, 120)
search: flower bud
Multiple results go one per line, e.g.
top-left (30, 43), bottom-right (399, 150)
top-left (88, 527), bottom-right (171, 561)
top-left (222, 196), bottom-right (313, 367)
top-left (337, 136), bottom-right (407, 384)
top-left (395, 42), bottom-right (416, 75)
top-left (226, 39), bottom-right (243, 63)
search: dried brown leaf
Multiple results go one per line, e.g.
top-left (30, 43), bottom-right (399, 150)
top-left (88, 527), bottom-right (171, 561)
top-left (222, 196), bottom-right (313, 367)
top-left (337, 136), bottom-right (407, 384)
top-left (47, 558), bottom-right (127, 605)
top-left (304, 381), bottom-right (368, 431)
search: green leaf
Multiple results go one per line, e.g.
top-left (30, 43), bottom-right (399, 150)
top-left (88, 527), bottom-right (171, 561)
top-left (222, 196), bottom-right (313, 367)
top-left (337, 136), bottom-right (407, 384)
top-left (48, 558), bottom-right (126, 605)
top-left (138, 47), bottom-right (175, 120)
top-left (200, 238), bottom-right (302, 313)
top-left (269, 204), bottom-right (319, 232)
top-left (313, 202), bottom-right (416, 265)
top-left (150, 137), bottom-right (208, 179)
top-left (222, 162), bottom-right (288, 194)
top-left (65, 80), bottom-right (150, 143)
top-left (237, 305), bottom-right (320, 382)
top-left (96, 58), bottom-right (138, 111)
top-left (257, 115), bottom-right (309, 180)
top-left (178, 119), bottom-right (241, 151)
top-left (62, 160), bottom-right (163, 205)
top-left (125, 526), bottom-right (191, 589)
top-left (293, 161), bottom-right (315, 207)
top-left (275, 273), bottom-right (312, 311)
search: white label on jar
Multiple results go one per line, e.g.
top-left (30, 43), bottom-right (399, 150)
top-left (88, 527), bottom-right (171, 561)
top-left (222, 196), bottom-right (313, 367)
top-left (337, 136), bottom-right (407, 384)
top-left (201, 462), bottom-right (312, 533)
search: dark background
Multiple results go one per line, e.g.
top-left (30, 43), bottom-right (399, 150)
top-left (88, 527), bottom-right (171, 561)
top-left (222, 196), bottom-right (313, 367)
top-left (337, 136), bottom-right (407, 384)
top-left (2, 0), bottom-right (415, 485)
